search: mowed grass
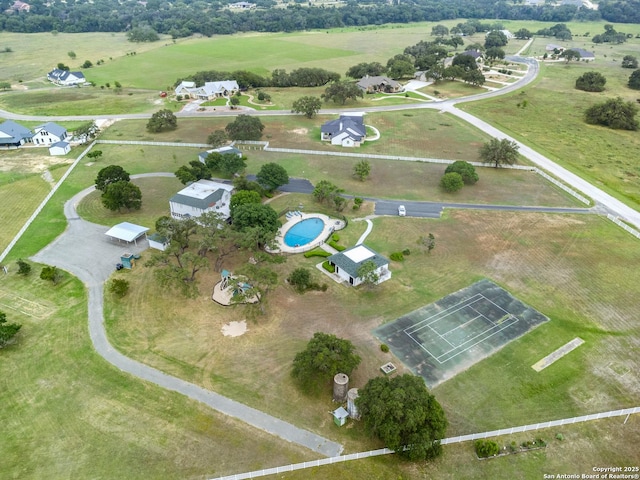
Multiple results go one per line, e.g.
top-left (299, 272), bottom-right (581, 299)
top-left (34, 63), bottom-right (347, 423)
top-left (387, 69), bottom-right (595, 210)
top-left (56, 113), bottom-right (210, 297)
top-left (461, 38), bottom-right (640, 210)
top-left (105, 205), bottom-right (640, 451)
top-left (0, 273), bottom-right (314, 480)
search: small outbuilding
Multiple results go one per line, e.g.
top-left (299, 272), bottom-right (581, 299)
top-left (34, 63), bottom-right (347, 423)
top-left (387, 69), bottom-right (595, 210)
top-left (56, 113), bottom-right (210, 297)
top-left (105, 222), bottom-right (149, 245)
top-left (332, 406), bottom-right (349, 427)
top-left (327, 244), bottom-right (391, 287)
top-left (147, 232), bottom-right (169, 251)
top-left (49, 141), bottom-right (70, 156)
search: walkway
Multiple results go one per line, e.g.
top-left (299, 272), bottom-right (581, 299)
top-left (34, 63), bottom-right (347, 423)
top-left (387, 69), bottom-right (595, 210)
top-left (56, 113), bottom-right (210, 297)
top-left (208, 405), bottom-right (640, 480)
top-left (30, 179), bottom-right (343, 459)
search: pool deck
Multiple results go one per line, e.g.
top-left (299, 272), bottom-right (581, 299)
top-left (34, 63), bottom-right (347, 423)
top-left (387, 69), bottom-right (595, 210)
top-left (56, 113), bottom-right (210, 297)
top-left (269, 212), bottom-right (345, 254)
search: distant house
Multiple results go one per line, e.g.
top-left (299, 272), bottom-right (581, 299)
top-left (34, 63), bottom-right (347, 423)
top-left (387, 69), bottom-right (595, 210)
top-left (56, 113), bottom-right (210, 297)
top-left (47, 69), bottom-right (86, 86)
top-left (32, 122), bottom-right (68, 145)
top-left (321, 113), bottom-right (367, 148)
top-left (546, 44), bottom-right (565, 53)
top-left (197, 145), bottom-right (243, 164)
top-left (327, 244), bottom-right (391, 287)
top-left (229, 1), bottom-right (255, 8)
top-left (49, 141), bottom-right (70, 156)
top-left (175, 80), bottom-right (239, 100)
top-left (0, 120), bottom-right (32, 148)
top-left (7, 0), bottom-right (30, 12)
top-left (169, 179), bottom-right (234, 222)
top-left (572, 48), bottom-right (596, 61)
top-left (356, 75), bottom-right (402, 94)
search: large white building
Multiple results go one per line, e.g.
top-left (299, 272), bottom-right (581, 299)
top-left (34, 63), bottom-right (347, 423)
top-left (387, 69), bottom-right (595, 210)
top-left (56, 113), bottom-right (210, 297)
top-left (32, 122), bottom-right (68, 145)
top-left (169, 179), bottom-right (234, 222)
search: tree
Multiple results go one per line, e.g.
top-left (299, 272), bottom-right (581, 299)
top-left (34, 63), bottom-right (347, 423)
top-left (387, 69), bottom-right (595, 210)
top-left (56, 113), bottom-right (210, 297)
top-left (322, 81), bottom-right (363, 105)
top-left (346, 62), bottom-right (386, 79)
top-left (356, 374), bottom-right (447, 461)
top-left (74, 121), bottom-right (98, 144)
top-left (256, 163), bottom-right (289, 192)
top-left (445, 161), bottom-right (478, 184)
top-left (127, 26), bottom-right (159, 42)
top-left (95, 165), bottom-right (130, 191)
top-left (484, 30), bottom-right (508, 48)
top-left (484, 47), bottom-right (505, 61)
top-left (40, 266), bottom-right (62, 284)
top-left (357, 260), bottom-right (380, 286)
top-left (81, 60), bottom-right (92, 68)
top-left (514, 28), bottom-right (532, 39)
top-left (288, 267), bottom-right (312, 293)
top-left (230, 190), bottom-right (262, 217)
top-left (229, 262), bottom-right (278, 314)
top-left (225, 115), bottom-right (264, 141)
top-left (440, 172), bottom-right (464, 192)
top-left (585, 97), bottom-right (639, 130)
top-left (628, 69), bottom-right (640, 90)
top-left (57, 63), bottom-right (70, 71)
top-left (0, 81), bottom-right (12, 91)
top-left (229, 96), bottom-right (240, 109)
top-left (16, 259), bottom-right (31, 275)
top-left (444, 65), bottom-right (465, 81)
top-left (387, 59), bottom-right (415, 80)
top-left (576, 71), bottom-right (608, 92)
top-left (67, 50), bottom-right (76, 59)
top-left (102, 181), bottom-right (142, 211)
top-left (431, 24), bottom-right (449, 37)
top-left (353, 159), bottom-right (371, 181)
top-left (231, 203), bottom-right (280, 249)
top-left (426, 233), bottom-right (436, 253)
top-left (0, 311), bottom-right (21, 348)
top-left (561, 49), bottom-right (581, 63)
top-left (109, 278), bottom-right (130, 297)
top-left (86, 150), bottom-right (103, 161)
top-left (291, 332), bottom-right (361, 390)
top-left (462, 69), bottom-right (485, 86)
top-left (479, 138), bottom-right (520, 167)
top-left (291, 96), bottom-right (322, 118)
top-left (452, 53), bottom-right (477, 71)
top-left (207, 130), bottom-right (227, 148)
top-left (622, 55), bottom-right (638, 69)
top-left (146, 109), bottom-right (177, 133)
top-left (312, 180), bottom-right (342, 205)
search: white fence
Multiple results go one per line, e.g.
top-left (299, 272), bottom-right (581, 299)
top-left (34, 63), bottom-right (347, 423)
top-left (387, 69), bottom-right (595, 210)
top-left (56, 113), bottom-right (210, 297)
top-left (607, 214), bottom-right (640, 239)
top-left (207, 406), bottom-right (640, 480)
top-left (96, 140), bottom-right (209, 148)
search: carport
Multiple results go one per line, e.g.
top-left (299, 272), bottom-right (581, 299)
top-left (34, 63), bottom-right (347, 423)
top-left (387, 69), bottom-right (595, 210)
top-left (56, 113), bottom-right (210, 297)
top-left (105, 222), bottom-right (149, 246)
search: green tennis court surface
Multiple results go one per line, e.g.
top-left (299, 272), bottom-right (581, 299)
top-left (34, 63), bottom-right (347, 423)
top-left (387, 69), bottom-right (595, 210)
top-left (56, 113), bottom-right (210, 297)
top-left (374, 279), bottom-right (549, 388)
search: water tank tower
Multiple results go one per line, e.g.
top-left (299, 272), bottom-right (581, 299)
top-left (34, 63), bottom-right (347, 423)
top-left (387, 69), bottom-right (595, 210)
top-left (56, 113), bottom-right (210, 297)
top-left (333, 373), bottom-right (349, 402)
top-left (347, 388), bottom-right (360, 420)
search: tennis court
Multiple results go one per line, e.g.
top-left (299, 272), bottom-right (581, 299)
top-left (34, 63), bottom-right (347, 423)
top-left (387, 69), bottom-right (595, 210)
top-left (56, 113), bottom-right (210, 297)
top-left (374, 279), bottom-right (549, 388)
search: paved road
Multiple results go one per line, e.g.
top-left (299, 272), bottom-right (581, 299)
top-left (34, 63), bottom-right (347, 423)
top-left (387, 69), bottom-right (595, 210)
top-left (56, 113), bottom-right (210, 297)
top-left (30, 181), bottom-right (343, 459)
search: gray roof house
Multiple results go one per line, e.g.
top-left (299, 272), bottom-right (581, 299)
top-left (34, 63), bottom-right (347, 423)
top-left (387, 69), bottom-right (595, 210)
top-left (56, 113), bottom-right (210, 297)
top-left (321, 113), bottom-right (366, 147)
top-left (198, 145), bottom-right (243, 164)
top-left (571, 48), bottom-right (596, 61)
top-left (356, 75), bottom-right (402, 94)
top-left (328, 244), bottom-right (391, 287)
top-left (47, 69), bottom-right (86, 86)
top-left (169, 179), bottom-right (234, 222)
top-left (33, 122), bottom-right (68, 145)
top-left (0, 120), bottom-right (33, 147)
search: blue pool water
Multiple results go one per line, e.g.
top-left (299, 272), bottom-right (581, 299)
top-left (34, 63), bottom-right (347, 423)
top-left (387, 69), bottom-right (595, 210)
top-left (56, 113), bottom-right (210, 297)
top-left (284, 218), bottom-right (325, 247)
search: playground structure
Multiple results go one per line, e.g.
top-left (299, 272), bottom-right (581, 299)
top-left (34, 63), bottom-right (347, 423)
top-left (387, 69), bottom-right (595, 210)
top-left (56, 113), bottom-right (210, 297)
top-left (212, 269), bottom-right (260, 306)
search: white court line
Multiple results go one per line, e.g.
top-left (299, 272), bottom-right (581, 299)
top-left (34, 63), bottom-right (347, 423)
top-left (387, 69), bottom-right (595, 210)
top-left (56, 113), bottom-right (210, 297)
top-left (429, 324), bottom-right (455, 348)
top-left (403, 294), bottom-right (485, 335)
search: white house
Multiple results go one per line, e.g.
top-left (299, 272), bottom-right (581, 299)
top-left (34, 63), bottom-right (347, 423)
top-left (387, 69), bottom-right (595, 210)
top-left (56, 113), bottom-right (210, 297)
top-left (320, 113), bottom-right (367, 147)
top-left (49, 141), bottom-right (70, 156)
top-left (169, 179), bottom-right (234, 222)
top-left (174, 80), bottom-right (239, 100)
top-left (197, 145), bottom-right (243, 164)
top-left (327, 244), bottom-right (391, 287)
top-left (0, 120), bottom-right (32, 148)
top-left (33, 122), bottom-right (68, 145)
top-left (47, 69), bottom-right (86, 86)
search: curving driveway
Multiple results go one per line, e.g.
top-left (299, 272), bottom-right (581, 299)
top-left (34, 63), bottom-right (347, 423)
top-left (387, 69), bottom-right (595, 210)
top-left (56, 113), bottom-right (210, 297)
top-left (30, 177), bottom-right (343, 459)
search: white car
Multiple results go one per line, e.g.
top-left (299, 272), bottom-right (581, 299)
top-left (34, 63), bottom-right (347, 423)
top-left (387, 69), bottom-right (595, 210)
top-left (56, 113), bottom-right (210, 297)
top-left (398, 205), bottom-right (406, 216)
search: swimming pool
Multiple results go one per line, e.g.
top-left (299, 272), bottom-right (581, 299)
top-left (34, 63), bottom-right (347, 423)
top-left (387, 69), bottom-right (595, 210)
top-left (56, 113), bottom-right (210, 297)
top-left (284, 217), bottom-right (325, 247)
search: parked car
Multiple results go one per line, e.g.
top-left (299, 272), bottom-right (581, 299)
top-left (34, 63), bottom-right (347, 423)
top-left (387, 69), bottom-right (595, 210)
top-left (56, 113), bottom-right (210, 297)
top-left (398, 205), bottom-right (406, 216)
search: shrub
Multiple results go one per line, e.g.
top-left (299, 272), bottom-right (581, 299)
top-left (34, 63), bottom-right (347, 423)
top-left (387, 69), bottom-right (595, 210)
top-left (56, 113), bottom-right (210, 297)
top-left (475, 439), bottom-right (500, 458)
top-left (380, 343), bottom-right (389, 352)
top-left (16, 259), bottom-right (31, 276)
top-left (575, 71), bottom-right (607, 92)
top-left (555, 433), bottom-right (564, 441)
top-left (40, 266), bottom-right (63, 284)
top-left (445, 161), bottom-right (478, 184)
top-left (328, 240), bottom-right (345, 251)
top-left (389, 252), bottom-right (404, 262)
top-left (440, 172), bottom-right (464, 192)
top-left (402, 248), bottom-right (411, 256)
top-left (109, 278), bottom-right (130, 297)
top-left (288, 267), bottom-right (312, 293)
top-left (322, 261), bottom-right (335, 273)
top-left (331, 233), bottom-right (340, 242)
top-left (303, 249), bottom-right (331, 258)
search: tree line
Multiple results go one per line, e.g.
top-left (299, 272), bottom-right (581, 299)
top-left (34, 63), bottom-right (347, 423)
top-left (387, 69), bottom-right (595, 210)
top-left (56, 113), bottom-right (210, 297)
top-left (6, 0), bottom-right (640, 37)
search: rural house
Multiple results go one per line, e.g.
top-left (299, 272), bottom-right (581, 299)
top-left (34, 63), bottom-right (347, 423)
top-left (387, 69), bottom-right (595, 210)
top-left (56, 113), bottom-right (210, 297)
top-left (32, 122), bottom-right (68, 145)
top-left (321, 113), bottom-right (367, 147)
top-left (169, 179), bottom-right (234, 222)
top-left (327, 244), bottom-right (391, 287)
top-left (47, 69), bottom-right (86, 86)
top-left (197, 145), bottom-right (243, 164)
top-left (175, 81), bottom-right (239, 100)
top-left (572, 48), bottom-right (596, 61)
top-left (356, 75), bottom-right (402, 94)
top-left (0, 120), bottom-right (32, 148)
